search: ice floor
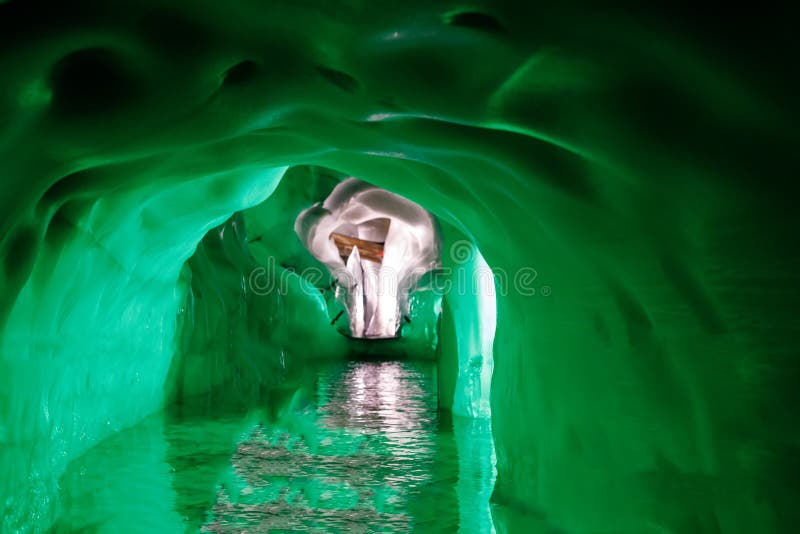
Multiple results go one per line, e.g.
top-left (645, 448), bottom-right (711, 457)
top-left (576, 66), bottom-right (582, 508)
top-left (51, 360), bottom-right (496, 533)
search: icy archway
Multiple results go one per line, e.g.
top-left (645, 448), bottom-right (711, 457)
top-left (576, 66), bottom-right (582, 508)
top-left (295, 178), bottom-right (441, 338)
top-left (0, 1), bottom-right (798, 532)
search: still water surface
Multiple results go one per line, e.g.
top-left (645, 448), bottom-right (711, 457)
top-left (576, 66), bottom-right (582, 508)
top-left (54, 360), bottom-right (496, 533)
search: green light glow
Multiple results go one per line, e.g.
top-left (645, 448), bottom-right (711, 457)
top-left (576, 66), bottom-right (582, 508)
top-left (1, 1), bottom-right (797, 532)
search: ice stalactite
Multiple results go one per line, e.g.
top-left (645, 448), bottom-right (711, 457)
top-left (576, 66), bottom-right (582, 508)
top-left (343, 245), bottom-right (366, 337)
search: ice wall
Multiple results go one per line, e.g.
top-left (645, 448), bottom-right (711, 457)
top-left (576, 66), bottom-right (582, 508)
top-left (0, 1), bottom-right (798, 532)
top-left (0, 161), bottom-right (292, 529)
top-left (0, 161), bottom-right (347, 530)
top-left (168, 212), bottom-right (347, 404)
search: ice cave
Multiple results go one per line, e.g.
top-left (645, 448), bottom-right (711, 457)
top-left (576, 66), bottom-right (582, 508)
top-left (0, 1), bottom-right (798, 533)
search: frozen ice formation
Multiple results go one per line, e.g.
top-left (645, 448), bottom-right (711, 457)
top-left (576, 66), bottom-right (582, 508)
top-left (0, 1), bottom-right (797, 532)
top-left (295, 178), bottom-right (441, 338)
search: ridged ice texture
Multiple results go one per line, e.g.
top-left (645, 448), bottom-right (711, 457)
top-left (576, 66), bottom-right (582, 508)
top-left (0, 1), bottom-right (798, 532)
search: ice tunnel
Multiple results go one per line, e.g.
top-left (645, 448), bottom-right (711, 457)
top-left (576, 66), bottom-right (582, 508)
top-left (1, 1), bottom-right (799, 533)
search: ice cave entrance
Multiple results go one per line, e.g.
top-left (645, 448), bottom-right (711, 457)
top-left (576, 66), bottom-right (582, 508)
top-left (295, 178), bottom-right (441, 340)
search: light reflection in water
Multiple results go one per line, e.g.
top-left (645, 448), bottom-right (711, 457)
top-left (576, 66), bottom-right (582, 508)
top-left (205, 361), bottom-right (444, 532)
top-left (53, 360), bottom-right (496, 533)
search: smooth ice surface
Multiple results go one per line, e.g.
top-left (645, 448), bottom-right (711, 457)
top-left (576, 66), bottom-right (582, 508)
top-left (447, 241), bottom-right (496, 418)
top-left (49, 359), bottom-right (496, 533)
top-left (0, 1), bottom-right (798, 532)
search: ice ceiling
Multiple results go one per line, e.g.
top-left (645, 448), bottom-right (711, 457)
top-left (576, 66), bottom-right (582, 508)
top-left (0, 0), bottom-right (798, 532)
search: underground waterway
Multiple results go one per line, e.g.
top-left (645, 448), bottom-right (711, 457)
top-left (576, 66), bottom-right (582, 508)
top-left (2, 2), bottom-right (798, 532)
top-left (51, 359), bottom-right (496, 533)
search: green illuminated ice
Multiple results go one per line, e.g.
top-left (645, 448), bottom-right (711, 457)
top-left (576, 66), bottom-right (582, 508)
top-left (1, 1), bottom-right (798, 532)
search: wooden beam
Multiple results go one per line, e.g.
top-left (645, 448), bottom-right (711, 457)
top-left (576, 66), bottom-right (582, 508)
top-left (330, 232), bottom-right (384, 263)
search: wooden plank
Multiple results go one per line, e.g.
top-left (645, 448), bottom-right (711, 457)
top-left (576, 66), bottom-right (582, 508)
top-left (330, 232), bottom-right (384, 263)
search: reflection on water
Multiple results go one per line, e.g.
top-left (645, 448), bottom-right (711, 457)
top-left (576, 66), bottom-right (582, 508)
top-left (53, 360), bottom-right (496, 533)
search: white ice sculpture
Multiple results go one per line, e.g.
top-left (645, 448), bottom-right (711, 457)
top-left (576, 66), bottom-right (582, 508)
top-left (295, 178), bottom-right (441, 338)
